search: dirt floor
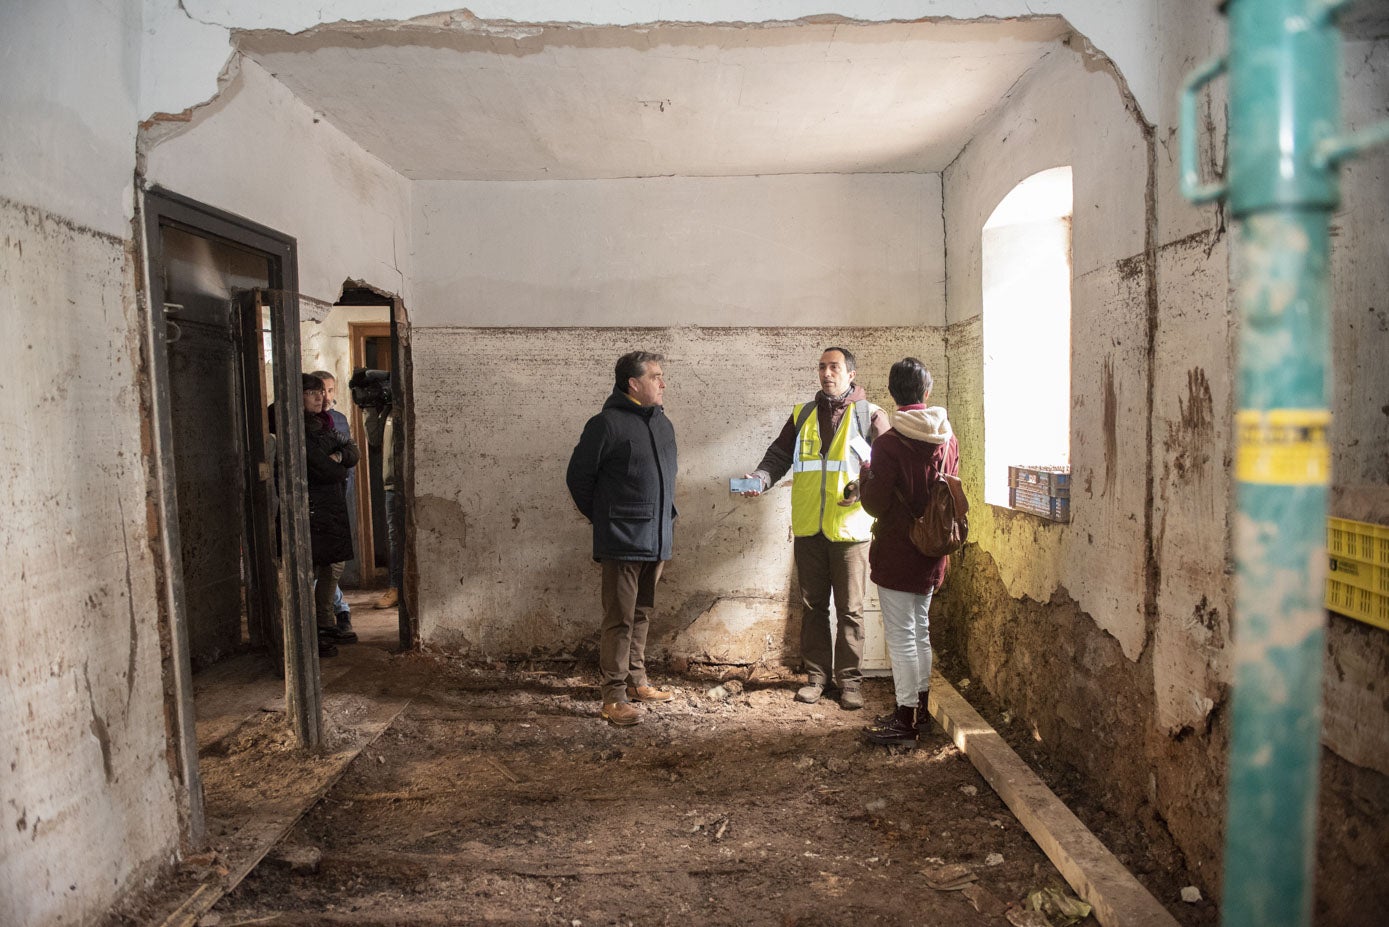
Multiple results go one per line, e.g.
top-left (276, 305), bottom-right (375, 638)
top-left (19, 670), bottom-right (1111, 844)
top-left (111, 594), bottom-right (1210, 927)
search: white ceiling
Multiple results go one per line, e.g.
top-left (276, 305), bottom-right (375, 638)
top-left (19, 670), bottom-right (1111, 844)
top-left (237, 17), bottom-right (1073, 181)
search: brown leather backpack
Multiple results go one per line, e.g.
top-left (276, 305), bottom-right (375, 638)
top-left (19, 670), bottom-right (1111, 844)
top-left (897, 472), bottom-right (970, 557)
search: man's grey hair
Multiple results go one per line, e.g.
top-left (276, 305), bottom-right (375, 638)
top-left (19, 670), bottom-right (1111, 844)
top-left (309, 369), bottom-right (336, 383)
top-left (614, 351), bottom-right (665, 394)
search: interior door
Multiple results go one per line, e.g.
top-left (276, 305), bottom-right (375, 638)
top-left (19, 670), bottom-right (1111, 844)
top-left (161, 227), bottom-right (266, 667)
top-left (234, 291), bottom-right (279, 651)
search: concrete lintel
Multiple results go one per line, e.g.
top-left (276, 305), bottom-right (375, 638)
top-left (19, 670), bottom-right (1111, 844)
top-left (928, 676), bottom-right (1182, 927)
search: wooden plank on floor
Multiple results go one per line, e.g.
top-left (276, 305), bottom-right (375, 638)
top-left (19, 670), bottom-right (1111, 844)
top-left (158, 691), bottom-right (416, 927)
top-left (927, 676), bottom-right (1181, 927)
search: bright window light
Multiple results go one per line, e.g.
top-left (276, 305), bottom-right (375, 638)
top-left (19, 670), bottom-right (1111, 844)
top-left (982, 166), bottom-right (1073, 508)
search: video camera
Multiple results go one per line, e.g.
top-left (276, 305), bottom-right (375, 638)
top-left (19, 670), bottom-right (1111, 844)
top-left (348, 367), bottom-right (392, 409)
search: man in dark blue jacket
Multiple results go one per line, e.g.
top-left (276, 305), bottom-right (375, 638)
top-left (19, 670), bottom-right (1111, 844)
top-left (566, 351), bottom-right (678, 727)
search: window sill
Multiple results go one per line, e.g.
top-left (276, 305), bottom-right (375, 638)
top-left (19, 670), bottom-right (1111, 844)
top-left (987, 502), bottom-right (1070, 526)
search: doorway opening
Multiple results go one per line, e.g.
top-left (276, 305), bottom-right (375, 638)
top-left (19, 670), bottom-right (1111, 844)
top-left (142, 188), bottom-right (324, 843)
top-left (297, 286), bottom-right (413, 650)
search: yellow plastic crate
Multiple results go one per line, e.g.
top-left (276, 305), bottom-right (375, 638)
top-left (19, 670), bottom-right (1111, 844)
top-left (1328, 557), bottom-right (1389, 594)
top-left (1325, 517), bottom-right (1389, 630)
top-left (1326, 578), bottom-right (1389, 631)
top-left (1327, 516), bottom-right (1389, 567)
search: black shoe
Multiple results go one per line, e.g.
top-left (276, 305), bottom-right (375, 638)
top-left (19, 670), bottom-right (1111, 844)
top-left (864, 705), bottom-right (918, 747)
top-left (916, 690), bottom-right (932, 734)
top-left (335, 610), bottom-right (352, 631)
top-left (320, 625), bottom-right (358, 644)
top-left (318, 639), bottom-right (339, 658)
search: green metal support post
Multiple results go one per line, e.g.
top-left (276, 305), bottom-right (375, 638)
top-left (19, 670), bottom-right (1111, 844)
top-left (1181, 1), bottom-right (1388, 924)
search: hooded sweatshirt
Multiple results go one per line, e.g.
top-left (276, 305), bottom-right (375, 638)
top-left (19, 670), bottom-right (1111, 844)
top-left (859, 404), bottom-right (960, 594)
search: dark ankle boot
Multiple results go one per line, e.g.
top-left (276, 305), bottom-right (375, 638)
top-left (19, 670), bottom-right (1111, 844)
top-left (916, 690), bottom-right (931, 734)
top-left (864, 705), bottom-right (918, 746)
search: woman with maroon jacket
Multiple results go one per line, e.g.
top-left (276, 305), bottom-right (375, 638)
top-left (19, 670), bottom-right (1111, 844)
top-left (856, 358), bottom-right (959, 747)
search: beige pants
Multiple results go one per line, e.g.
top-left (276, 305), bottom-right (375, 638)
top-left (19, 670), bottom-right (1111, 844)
top-left (313, 561), bottom-right (345, 629)
top-left (599, 559), bottom-right (664, 704)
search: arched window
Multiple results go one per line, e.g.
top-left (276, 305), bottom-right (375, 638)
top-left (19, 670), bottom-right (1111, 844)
top-left (982, 166), bottom-right (1073, 510)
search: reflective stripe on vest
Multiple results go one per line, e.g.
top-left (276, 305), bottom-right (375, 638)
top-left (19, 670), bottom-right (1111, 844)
top-left (789, 401), bottom-right (874, 541)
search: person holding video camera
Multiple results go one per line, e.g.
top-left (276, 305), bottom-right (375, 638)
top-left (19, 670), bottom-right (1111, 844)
top-left (348, 367), bottom-right (402, 611)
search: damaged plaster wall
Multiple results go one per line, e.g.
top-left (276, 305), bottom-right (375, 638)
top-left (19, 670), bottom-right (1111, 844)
top-left (1, 3), bottom-right (182, 925)
top-left (942, 44), bottom-right (1151, 655)
top-left (937, 33), bottom-right (1241, 890)
top-left (412, 174), bottom-right (944, 327)
top-left (143, 57), bottom-right (413, 307)
top-left (412, 327), bottom-right (946, 658)
top-left (407, 171), bottom-right (943, 658)
top-left (939, 17), bottom-right (1389, 919)
top-left (1315, 34), bottom-right (1389, 926)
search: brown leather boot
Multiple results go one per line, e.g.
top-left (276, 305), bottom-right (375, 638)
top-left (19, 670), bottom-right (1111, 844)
top-left (626, 684), bottom-right (674, 703)
top-left (601, 701), bottom-right (642, 726)
top-left (373, 587), bottom-right (399, 609)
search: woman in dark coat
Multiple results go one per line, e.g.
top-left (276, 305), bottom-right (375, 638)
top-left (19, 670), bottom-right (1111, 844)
top-left (857, 358), bottom-right (959, 747)
top-left (302, 374), bottom-right (360, 650)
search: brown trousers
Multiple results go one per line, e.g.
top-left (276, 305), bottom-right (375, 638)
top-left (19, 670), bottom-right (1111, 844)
top-left (793, 534), bottom-right (869, 686)
top-left (599, 559), bottom-right (664, 704)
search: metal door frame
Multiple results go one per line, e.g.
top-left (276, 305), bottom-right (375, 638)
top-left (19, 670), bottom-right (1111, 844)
top-left (138, 186), bottom-right (318, 845)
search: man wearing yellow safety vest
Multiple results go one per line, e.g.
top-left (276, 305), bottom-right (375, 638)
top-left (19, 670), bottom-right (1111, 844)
top-left (739, 347), bottom-right (888, 710)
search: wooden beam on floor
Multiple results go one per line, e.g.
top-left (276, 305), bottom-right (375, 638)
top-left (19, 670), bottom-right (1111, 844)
top-left (927, 676), bottom-right (1182, 927)
top-left (155, 692), bottom-right (416, 927)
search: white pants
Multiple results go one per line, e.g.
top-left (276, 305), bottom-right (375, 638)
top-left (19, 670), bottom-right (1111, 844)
top-left (878, 585), bottom-right (935, 708)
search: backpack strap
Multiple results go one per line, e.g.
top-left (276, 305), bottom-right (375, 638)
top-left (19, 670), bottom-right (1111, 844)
top-left (893, 485), bottom-right (921, 518)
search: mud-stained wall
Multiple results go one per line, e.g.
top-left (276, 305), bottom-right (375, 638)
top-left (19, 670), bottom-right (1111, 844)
top-left (411, 326), bottom-right (946, 657)
top-left (939, 24), bottom-right (1389, 917)
top-left (1, 5), bottom-right (185, 925)
top-left (1314, 34), bottom-right (1389, 927)
top-left (942, 45), bottom-right (1151, 655)
top-left (143, 57), bottom-right (413, 306)
top-left (938, 37), bottom-right (1236, 892)
top-left (0, 200), bottom-right (180, 925)
top-left (412, 173), bottom-right (944, 328)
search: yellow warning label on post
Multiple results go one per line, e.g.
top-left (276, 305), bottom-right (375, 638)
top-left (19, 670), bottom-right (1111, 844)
top-left (1235, 409), bottom-right (1330, 485)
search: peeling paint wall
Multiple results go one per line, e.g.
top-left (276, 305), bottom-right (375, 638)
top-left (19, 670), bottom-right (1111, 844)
top-left (0, 200), bottom-right (180, 926)
top-left (143, 57), bottom-right (414, 306)
top-left (1315, 35), bottom-right (1389, 926)
top-left (412, 174), bottom-right (944, 327)
top-left (1, 4), bottom-right (185, 926)
top-left (939, 17), bottom-right (1389, 914)
top-left (938, 33), bottom-right (1238, 890)
top-left (943, 45), bottom-right (1151, 657)
top-left (412, 327), bottom-right (946, 658)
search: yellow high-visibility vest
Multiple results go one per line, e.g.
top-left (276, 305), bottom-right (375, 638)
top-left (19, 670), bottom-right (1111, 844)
top-left (790, 402), bottom-right (874, 541)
